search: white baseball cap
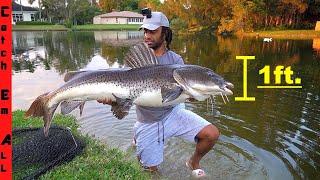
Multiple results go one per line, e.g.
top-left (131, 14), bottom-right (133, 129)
top-left (140, 12), bottom-right (169, 30)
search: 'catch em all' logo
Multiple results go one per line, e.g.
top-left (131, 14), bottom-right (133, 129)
top-left (235, 56), bottom-right (302, 102)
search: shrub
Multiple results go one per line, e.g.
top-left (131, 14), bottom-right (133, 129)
top-left (218, 18), bottom-right (235, 34)
top-left (64, 20), bottom-right (73, 28)
top-left (170, 18), bottom-right (188, 30)
top-left (16, 21), bottom-right (54, 25)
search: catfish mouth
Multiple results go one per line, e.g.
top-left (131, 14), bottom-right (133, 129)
top-left (195, 82), bottom-right (234, 96)
top-left (187, 82), bottom-right (234, 103)
top-left (221, 82), bottom-right (234, 95)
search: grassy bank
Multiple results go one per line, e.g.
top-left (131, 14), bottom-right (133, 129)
top-left (12, 24), bottom-right (141, 31)
top-left (240, 30), bottom-right (320, 39)
top-left (73, 24), bottom-right (141, 31)
top-left (13, 110), bottom-right (150, 179)
top-left (12, 25), bottom-right (68, 31)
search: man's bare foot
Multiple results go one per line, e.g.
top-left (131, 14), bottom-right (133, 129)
top-left (187, 158), bottom-right (200, 170)
top-left (186, 159), bottom-right (206, 178)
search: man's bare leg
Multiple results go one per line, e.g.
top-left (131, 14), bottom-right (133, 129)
top-left (188, 124), bottom-right (220, 169)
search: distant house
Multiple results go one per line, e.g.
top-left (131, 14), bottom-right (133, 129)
top-left (12, 1), bottom-right (38, 23)
top-left (93, 11), bottom-right (143, 25)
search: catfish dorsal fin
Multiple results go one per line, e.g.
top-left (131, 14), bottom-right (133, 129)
top-left (124, 42), bottom-right (158, 68)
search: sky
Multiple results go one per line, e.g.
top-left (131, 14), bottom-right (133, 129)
top-left (16, 0), bottom-right (165, 8)
top-left (15, 0), bottom-right (39, 7)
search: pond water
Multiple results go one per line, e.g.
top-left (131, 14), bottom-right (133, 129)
top-left (12, 31), bottom-right (320, 179)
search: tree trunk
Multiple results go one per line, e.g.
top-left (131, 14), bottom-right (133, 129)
top-left (265, 14), bottom-right (268, 29)
top-left (20, 0), bottom-right (24, 21)
top-left (289, 14), bottom-right (293, 26)
top-left (269, 16), bottom-right (273, 27)
top-left (284, 14), bottom-right (288, 26)
top-left (294, 14), bottom-right (299, 28)
top-left (39, 0), bottom-right (42, 21)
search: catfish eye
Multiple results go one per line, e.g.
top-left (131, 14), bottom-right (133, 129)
top-left (207, 71), bottom-right (225, 85)
top-left (207, 71), bottom-right (215, 77)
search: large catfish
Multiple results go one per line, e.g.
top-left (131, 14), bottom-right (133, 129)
top-left (25, 43), bottom-right (234, 136)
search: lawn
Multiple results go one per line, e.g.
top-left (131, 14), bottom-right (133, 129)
top-left (13, 110), bottom-right (150, 179)
top-left (12, 25), bottom-right (68, 31)
top-left (12, 24), bottom-right (141, 31)
top-left (240, 30), bottom-right (320, 39)
top-left (74, 24), bottom-right (141, 31)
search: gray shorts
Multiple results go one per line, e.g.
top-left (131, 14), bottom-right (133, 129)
top-left (133, 104), bottom-right (211, 167)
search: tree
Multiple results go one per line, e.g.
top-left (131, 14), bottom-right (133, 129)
top-left (28, 0), bottom-right (43, 21)
top-left (160, 0), bottom-right (223, 30)
top-left (99, 0), bottom-right (119, 12)
top-left (99, 0), bottom-right (140, 12)
top-left (41, 0), bottom-right (65, 23)
top-left (138, 0), bottom-right (161, 11)
top-left (27, 0), bottom-right (100, 25)
top-left (121, 0), bottom-right (139, 11)
top-left (71, 0), bottom-right (100, 24)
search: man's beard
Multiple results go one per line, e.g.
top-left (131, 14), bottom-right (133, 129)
top-left (146, 37), bottom-right (165, 50)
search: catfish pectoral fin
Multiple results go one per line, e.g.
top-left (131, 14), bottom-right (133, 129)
top-left (60, 100), bottom-right (85, 115)
top-left (79, 102), bottom-right (85, 116)
top-left (111, 102), bottom-right (128, 119)
top-left (161, 86), bottom-right (183, 103)
top-left (111, 94), bottom-right (133, 119)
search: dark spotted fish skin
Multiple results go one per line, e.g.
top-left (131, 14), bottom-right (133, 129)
top-left (51, 64), bottom-right (181, 101)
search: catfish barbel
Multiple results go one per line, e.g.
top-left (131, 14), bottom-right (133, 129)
top-left (25, 43), bottom-right (234, 137)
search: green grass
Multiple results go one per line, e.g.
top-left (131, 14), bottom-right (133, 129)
top-left (12, 25), bottom-right (68, 31)
top-left (13, 110), bottom-right (150, 179)
top-left (12, 24), bottom-right (141, 31)
top-left (240, 30), bottom-right (320, 39)
top-left (73, 24), bottom-right (141, 31)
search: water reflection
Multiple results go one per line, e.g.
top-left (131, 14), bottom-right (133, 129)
top-left (94, 31), bottom-right (143, 47)
top-left (12, 31), bottom-right (142, 73)
top-left (12, 31), bottom-right (320, 179)
top-left (313, 38), bottom-right (320, 59)
top-left (81, 54), bottom-right (121, 70)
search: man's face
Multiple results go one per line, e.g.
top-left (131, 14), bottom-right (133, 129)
top-left (143, 27), bottom-right (165, 50)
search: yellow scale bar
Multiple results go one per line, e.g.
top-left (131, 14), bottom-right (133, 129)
top-left (257, 86), bottom-right (302, 89)
top-left (235, 56), bottom-right (256, 101)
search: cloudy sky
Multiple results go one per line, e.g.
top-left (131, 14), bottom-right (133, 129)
top-left (15, 0), bottom-right (39, 7)
top-left (16, 0), bottom-right (164, 7)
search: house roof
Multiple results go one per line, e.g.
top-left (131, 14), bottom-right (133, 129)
top-left (12, 1), bottom-right (38, 12)
top-left (96, 11), bottom-right (143, 18)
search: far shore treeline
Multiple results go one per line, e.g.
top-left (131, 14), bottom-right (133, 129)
top-left (24, 0), bottom-right (320, 34)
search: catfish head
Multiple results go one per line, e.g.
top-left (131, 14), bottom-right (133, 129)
top-left (173, 65), bottom-right (234, 101)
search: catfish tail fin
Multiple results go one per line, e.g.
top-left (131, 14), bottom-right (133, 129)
top-left (25, 92), bottom-right (50, 118)
top-left (25, 92), bottom-right (59, 137)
